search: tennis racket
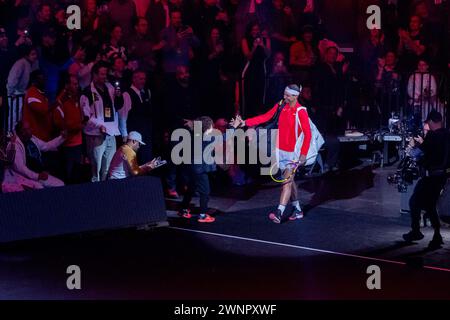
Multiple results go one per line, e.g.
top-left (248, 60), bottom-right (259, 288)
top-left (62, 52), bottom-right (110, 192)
top-left (269, 159), bottom-right (302, 183)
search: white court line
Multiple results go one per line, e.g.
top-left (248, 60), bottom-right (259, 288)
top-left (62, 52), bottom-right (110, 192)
top-left (169, 226), bottom-right (450, 273)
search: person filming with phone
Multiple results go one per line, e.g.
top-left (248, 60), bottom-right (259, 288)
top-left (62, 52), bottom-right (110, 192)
top-left (108, 131), bottom-right (162, 180)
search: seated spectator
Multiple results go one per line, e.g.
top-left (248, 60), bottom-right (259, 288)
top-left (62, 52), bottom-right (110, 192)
top-left (6, 47), bottom-right (39, 96)
top-left (108, 131), bottom-right (157, 179)
top-left (1, 120), bottom-right (65, 193)
top-left (29, 3), bottom-right (55, 47)
top-left (397, 15), bottom-right (429, 72)
top-left (22, 70), bottom-right (54, 142)
top-left (374, 51), bottom-right (401, 120)
top-left (268, 0), bottom-right (297, 56)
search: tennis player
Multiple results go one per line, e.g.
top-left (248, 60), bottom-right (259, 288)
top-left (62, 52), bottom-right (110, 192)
top-left (238, 84), bottom-right (312, 223)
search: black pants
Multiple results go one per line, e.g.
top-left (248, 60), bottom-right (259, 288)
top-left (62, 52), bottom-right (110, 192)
top-left (409, 176), bottom-right (447, 234)
top-left (181, 168), bottom-right (210, 214)
top-left (63, 145), bottom-right (83, 184)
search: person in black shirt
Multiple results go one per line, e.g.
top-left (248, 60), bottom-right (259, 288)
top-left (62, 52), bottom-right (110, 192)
top-left (403, 110), bottom-right (450, 249)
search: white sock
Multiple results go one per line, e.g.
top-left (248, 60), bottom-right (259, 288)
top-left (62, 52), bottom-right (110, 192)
top-left (292, 201), bottom-right (302, 212)
top-left (277, 204), bottom-right (286, 213)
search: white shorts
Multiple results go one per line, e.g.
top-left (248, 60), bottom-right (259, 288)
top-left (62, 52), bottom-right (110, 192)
top-left (275, 148), bottom-right (296, 171)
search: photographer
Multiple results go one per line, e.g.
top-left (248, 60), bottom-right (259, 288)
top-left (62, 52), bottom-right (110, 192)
top-left (403, 110), bottom-right (450, 249)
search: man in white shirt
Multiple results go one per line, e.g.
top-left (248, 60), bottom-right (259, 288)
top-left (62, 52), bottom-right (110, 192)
top-left (1, 121), bottom-right (65, 193)
top-left (80, 61), bottom-right (125, 182)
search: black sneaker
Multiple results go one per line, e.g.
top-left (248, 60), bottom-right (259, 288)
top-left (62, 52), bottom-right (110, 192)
top-left (289, 208), bottom-right (304, 221)
top-left (428, 234), bottom-right (444, 249)
top-left (269, 209), bottom-right (282, 224)
top-left (402, 230), bottom-right (425, 242)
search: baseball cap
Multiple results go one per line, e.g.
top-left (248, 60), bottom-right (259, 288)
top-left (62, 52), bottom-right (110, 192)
top-left (128, 131), bottom-right (146, 145)
top-left (424, 109), bottom-right (442, 123)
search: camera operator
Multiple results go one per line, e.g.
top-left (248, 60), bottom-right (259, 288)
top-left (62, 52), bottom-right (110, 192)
top-left (402, 110), bottom-right (450, 249)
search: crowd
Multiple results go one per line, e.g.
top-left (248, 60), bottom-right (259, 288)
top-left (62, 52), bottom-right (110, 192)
top-left (0, 0), bottom-right (449, 195)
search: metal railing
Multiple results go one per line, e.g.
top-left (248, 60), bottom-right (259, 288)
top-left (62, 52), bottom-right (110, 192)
top-left (3, 94), bottom-right (24, 135)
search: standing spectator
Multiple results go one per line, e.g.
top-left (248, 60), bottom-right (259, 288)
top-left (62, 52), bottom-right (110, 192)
top-left (119, 70), bottom-right (154, 163)
top-left (7, 46), bottom-right (39, 96)
top-left (30, 3), bottom-right (54, 47)
top-left (108, 55), bottom-right (132, 91)
top-left (53, 75), bottom-right (84, 183)
top-left (68, 47), bottom-right (94, 90)
top-left (266, 51), bottom-right (292, 106)
top-left (1, 120), bottom-right (65, 193)
top-left (108, 0), bottom-right (138, 39)
top-left (397, 15), bottom-right (428, 72)
top-left (159, 10), bottom-right (199, 75)
top-left (313, 46), bottom-right (349, 116)
top-left (22, 70), bottom-right (54, 142)
top-left (146, 0), bottom-right (171, 42)
top-left (80, 61), bottom-right (124, 182)
top-left (103, 25), bottom-right (128, 62)
top-left (407, 59), bottom-right (439, 129)
top-left (241, 21), bottom-right (271, 117)
top-left (359, 27), bottom-right (385, 85)
top-left (0, 27), bottom-right (16, 131)
top-left (268, 0), bottom-right (297, 57)
top-left (289, 25), bottom-right (317, 84)
top-left (128, 17), bottom-right (157, 73)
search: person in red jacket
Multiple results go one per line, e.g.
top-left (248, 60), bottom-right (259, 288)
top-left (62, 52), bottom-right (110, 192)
top-left (239, 84), bottom-right (312, 223)
top-left (22, 70), bottom-right (53, 142)
top-left (53, 74), bottom-right (84, 183)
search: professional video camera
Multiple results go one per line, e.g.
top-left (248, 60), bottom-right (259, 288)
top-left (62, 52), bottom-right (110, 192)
top-left (387, 146), bottom-right (423, 193)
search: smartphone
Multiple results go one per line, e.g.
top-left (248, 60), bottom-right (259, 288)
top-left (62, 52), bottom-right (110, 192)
top-left (153, 159), bottom-right (167, 169)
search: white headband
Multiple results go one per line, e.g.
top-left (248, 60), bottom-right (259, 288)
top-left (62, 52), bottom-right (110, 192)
top-left (285, 87), bottom-right (300, 96)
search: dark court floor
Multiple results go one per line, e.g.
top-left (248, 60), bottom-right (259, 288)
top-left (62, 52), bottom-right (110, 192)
top-left (1, 162), bottom-right (450, 300)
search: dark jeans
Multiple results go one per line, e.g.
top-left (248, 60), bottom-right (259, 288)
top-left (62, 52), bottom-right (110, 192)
top-left (181, 167), bottom-right (210, 214)
top-left (409, 176), bottom-right (447, 234)
top-left (63, 145), bottom-right (82, 183)
top-left (324, 135), bottom-right (340, 168)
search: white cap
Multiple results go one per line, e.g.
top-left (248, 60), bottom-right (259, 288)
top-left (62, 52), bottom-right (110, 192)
top-left (128, 131), bottom-right (146, 145)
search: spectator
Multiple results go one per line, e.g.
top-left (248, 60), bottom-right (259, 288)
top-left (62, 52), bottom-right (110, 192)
top-left (268, 0), bottom-right (297, 57)
top-left (103, 25), bottom-right (128, 62)
top-left (22, 70), bottom-right (54, 142)
top-left (108, 0), bottom-right (138, 39)
top-left (7, 46), bottom-right (39, 96)
top-left (241, 21), bottom-right (271, 117)
top-left (0, 27), bottom-right (17, 130)
top-left (80, 61), bottom-right (124, 182)
top-left (30, 3), bottom-right (54, 47)
top-left (313, 46), bottom-right (349, 115)
top-left (108, 131), bottom-right (157, 179)
top-left (407, 59), bottom-right (439, 129)
top-left (119, 70), bottom-right (154, 163)
top-left (146, 0), bottom-right (171, 42)
top-left (289, 24), bottom-right (317, 84)
top-left (38, 28), bottom-right (72, 102)
top-left (397, 15), bottom-right (428, 72)
top-left (68, 47), bottom-right (94, 90)
top-left (374, 51), bottom-right (401, 120)
top-left (108, 55), bottom-right (132, 90)
top-left (128, 17), bottom-right (158, 73)
top-left (159, 10), bottom-right (199, 75)
top-left (359, 27), bottom-right (385, 85)
top-left (53, 74), bottom-right (84, 183)
top-left (1, 120), bottom-right (65, 193)
top-left (266, 51), bottom-right (292, 106)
